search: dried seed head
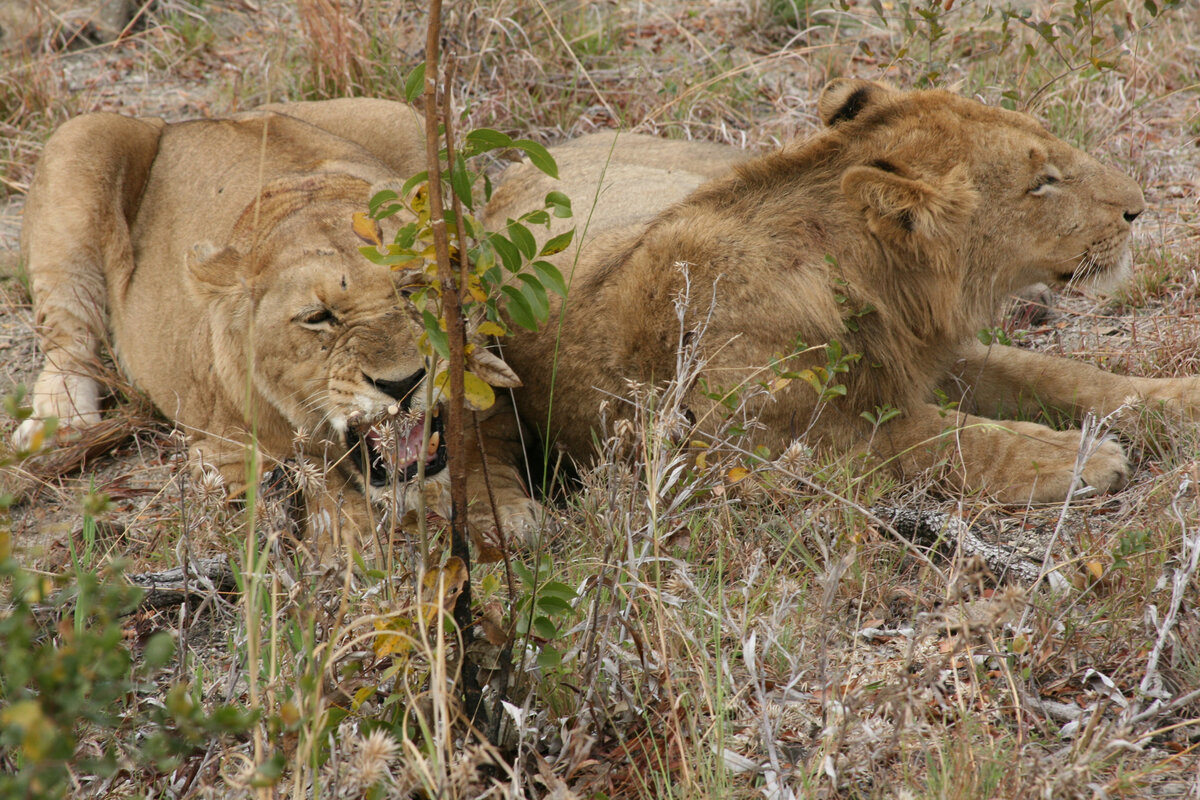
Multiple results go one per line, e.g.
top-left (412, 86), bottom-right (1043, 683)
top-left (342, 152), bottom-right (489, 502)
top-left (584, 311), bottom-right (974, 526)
top-left (196, 466), bottom-right (226, 504)
top-left (776, 439), bottom-right (814, 475)
top-left (293, 457), bottom-right (325, 494)
top-left (351, 728), bottom-right (399, 789)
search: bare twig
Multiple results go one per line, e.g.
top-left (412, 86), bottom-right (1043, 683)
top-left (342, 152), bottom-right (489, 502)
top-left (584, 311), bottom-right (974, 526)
top-left (421, 0), bottom-right (485, 729)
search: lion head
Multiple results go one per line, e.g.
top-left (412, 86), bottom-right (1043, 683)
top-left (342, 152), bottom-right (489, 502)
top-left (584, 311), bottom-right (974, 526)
top-left (184, 173), bottom-right (447, 501)
top-left (814, 79), bottom-right (1145, 321)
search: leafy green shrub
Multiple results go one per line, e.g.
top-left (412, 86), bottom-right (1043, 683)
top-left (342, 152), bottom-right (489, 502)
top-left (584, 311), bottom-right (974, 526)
top-left (0, 554), bottom-right (255, 798)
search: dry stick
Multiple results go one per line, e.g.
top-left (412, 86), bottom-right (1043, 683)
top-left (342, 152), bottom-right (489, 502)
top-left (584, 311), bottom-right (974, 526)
top-left (421, 0), bottom-right (486, 729)
top-left (469, 414), bottom-right (522, 747)
top-left (444, 52), bottom-right (512, 740)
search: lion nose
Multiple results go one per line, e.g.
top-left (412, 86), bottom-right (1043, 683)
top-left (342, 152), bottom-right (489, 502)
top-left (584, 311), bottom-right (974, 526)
top-left (366, 368), bottom-right (425, 406)
top-left (1123, 209), bottom-right (1141, 223)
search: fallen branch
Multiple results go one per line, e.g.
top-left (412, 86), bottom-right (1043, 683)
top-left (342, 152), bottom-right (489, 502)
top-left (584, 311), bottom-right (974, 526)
top-left (872, 506), bottom-right (1071, 592)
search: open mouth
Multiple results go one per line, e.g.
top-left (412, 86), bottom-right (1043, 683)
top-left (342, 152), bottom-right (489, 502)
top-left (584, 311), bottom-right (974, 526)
top-left (345, 407), bottom-right (447, 488)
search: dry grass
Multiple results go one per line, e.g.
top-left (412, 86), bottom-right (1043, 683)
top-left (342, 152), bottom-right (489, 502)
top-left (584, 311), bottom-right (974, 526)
top-left (2, 1), bottom-right (1200, 798)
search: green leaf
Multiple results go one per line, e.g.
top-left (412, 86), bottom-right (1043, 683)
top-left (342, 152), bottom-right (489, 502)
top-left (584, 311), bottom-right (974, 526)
top-left (535, 595), bottom-right (573, 616)
top-left (518, 274), bottom-right (550, 320)
top-left (464, 128), bottom-right (514, 155)
top-left (513, 138), bottom-right (558, 179)
top-left (403, 63), bottom-right (426, 103)
top-left (481, 265), bottom-right (503, 290)
top-left (538, 580), bottom-right (577, 603)
top-left (521, 209), bottom-right (550, 226)
top-left (400, 171), bottom-right (429, 200)
top-left (512, 560), bottom-right (534, 588)
top-left (531, 260), bottom-right (567, 297)
top-left (490, 233), bottom-right (521, 272)
top-left (472, 243), bottom-right (495, 274)
top-left (368, 189), bottom-right (398, 216)
top-left (532, 616), bottom-right (558, 640)
top-left (1144, 0), bottom-right (1158, 14)
top-left (394, 224), bottom-right (418, 250)
top-left (507, 221), bottom-right (537, 260)
top-left (422, 310), bottom-right (449, 360)
top-left (449, 154), bottom-right (473, 210)
top-left (537, 645), bottom-right (562, 671)
top-left (358, 246), bottom-right (421, 267)
top-left (501, 285), bottom-right (538, 331)
top-left (143, 632), bottom-right (176, 669)
top-left (539, 229), bottom-right (574, 257)
top-left (545, 190), bottom-right (572, 218)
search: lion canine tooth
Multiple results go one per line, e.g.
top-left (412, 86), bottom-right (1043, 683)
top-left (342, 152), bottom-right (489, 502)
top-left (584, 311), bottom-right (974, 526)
top-left (427, 431), bottom-right (440, 458)
top-left (387, 403), bottom-right (399, 416)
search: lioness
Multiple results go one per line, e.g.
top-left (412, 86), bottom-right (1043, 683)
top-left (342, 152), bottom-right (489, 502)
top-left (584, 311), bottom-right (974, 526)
top-left (16, 99), bottom-right (540, 547)
top-left (487, 79), bottom-right (1199, 503)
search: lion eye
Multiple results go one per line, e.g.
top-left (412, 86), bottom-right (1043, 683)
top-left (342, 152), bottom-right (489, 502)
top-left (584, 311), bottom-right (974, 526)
top-left (1029, 174), bottom-right (1061, 196)
top-left (295, 307), bottom-right (338, 329)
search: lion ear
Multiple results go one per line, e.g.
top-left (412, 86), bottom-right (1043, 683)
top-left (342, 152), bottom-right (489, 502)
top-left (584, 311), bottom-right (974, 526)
top-left (817, 79), bottom-right (895, 126)
top-left (187, 242), bottom-right (252, 302)
top-left (842, 162), bottom-right (977, 247)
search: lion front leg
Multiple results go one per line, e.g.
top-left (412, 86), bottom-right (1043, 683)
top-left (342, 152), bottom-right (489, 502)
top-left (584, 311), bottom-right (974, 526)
top-left (879, 403), bottom-right (1130, 504)
top-left (14, 112), bottom-right (164, 450)
top-left (945, 340), bottom-right (1200, 431)
top-left (463, 398), bottom-right (547, 549)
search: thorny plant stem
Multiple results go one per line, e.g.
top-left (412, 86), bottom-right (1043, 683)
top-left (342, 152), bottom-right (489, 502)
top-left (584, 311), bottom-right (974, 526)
top-left (421, 0), bottom-right (484, 727)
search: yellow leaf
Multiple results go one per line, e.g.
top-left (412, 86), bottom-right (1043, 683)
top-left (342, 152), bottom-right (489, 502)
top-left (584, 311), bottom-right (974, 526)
top-left (467, 274), bottom-right (487, 303)
top-left (1, 700), bottom-right (53, 762)
top-left (477, 321), bottom-right (506, 337)
top-left (1085, 560), bottom-right (1105, 581)
top-left (389, 258), bottom-right (423, 273)
top-left (351, 211), bottom-right (383, 247)
top-left (695, 451), bottom-right (707, 471)
top-left (373, 617), bottom-right (414, 658)
top-left (411, 185), bottom-right (429, 214)
top-left (423, 556), bottom-right (469, 613)
top-left (727, 466), bottom-right (750, 483)
top-left (352, 685), bottom-right (375, 709)
top-left (463, 371), bottom-right (497, 410)
top-left (771, 377), bottom-right (791, 393)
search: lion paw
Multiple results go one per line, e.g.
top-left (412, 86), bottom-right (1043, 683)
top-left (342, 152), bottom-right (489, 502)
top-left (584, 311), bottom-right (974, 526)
top-left (984, 430), bottom-right (1129, 504)
top-left (11, 372), bottom-right (103, 452)
top-left (471, 496), bottom-right (551, 551)
top-left (1077, 436), bottom-right (1130, 495)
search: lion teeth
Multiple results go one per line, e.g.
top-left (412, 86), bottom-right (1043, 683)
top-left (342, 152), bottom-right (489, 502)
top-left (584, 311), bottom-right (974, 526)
top-left (387, 403), bottom-right (400, 416)
top-left (427, 432), bottom-right (440, 459)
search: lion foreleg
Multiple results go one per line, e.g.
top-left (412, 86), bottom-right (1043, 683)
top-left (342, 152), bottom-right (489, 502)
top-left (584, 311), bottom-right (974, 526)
top-left (877, 403), bottom-right (1129, 504)
top-left (944, 340), bottom-right (1200, 432)
top-left (464, 397), bottom-right (547, 549)
top-left (15, 113), bottom-right (164, 449)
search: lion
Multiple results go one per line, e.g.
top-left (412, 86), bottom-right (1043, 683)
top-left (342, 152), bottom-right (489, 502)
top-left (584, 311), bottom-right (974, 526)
top-left (485, 79), bottom-right (1200, 503)
top-left (15, 98), bottom-right (541, 548)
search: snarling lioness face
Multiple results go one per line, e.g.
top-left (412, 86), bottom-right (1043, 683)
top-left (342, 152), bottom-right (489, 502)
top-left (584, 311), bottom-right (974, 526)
top-left (19, 101), bottom-right (542, 550)
top-left (187, 175), bottom-right (449, 501)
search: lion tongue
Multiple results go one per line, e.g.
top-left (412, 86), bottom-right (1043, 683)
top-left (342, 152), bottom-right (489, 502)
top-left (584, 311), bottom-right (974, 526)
top-left (370, 415), bottom-right (439, 469)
